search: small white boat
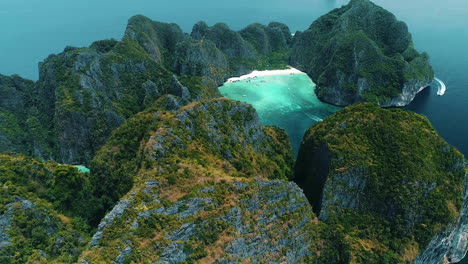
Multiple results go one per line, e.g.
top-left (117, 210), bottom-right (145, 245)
top-left (242, 94), bottom-right (247, 97)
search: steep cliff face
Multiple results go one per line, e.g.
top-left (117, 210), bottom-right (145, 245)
top-left (77, 98), bottom-right (338, 263)
top-left (122, 15), bottom-right (187, 68)
top-left (290, 0), bottom-right (434, 106)
top-left (0, 74), bottom-right (32, 154)
top-left (2, 15), bottom-right (222, 166)
top-left (0, 16), bottom-right (293, 166)
top-left (415, 171), bottom-right (468, 264)
top-left (173, 39), bottom-right (230, 85)
top-left (294, 103), bottom-right (466, 263)
top-left (81, 179), bottom-right (323, 263)
top-left (0, 75), bottom-right (52, 159)
top-left (36, 44), bottom-right (170, 165)
top-left (88, 98), bottom-right (295, 221)
top-left (239, 23), bottom-right (292, 56)
top-left (0, 154), bottom-right (92, 263)
top-left (173, 21), bottom-right (292, 85)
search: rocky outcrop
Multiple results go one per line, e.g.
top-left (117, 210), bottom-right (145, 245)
top-left (415, 174), bottom-right (468, 264)
top-left (0, 74), bottom-right (51, 158)
top-left (76, 98), bottom-right (333, 263)
top-left (4, 16), bottom-right (223, 165)
top-left (205, 23), bottom-right (257, 60)
top-left (0, 16), bottom-right (293, 165)
top-left (173, 39), bottom-right (229, 85)
top-left (191, 21), bottom-right (210, 41)
top-left (80, 179), bottom-right (320, 263)
top-left (176, 21), bottom-right (292, 84)
top-left (294, 103), bottom-right (467, 263)
top-left (89, 198), bottom-right (132, 248)
top-left (0, 195), bottom-right (87, 263)
top-left (89, 98), bottom-right (295, 219)
top-left (123, 15), bottom-right (187, 66)
top-left (239, 22), bottom-right (292, 56)
top-left (290, 0), bottom-right (434, 107)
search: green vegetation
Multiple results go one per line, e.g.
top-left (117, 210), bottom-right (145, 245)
top-left (89, 98), bottom-right (294, 225)
top-left (0, 16), bottom-right (295, 165)
top-left (0, 74), bottom-right (53, 159)
top-left (178, 20), bottom-right (292, 83)
top-left (0, 13), bottom-right (463, 264)
top-left (290, 0), bottom-right (434, 106)
top-left (0, 154), bottom-right (94, 224)
top-left (76, 98), bottom-right (311, 263)
top-left (0, 154), bottom-right (91, 263)
top-left (90, 39), bottom-right (118, 53)
top-left (295, 103), bottom-right (466, 263)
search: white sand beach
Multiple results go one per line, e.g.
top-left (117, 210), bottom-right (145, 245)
top-left (226, 67), bottom-right (305, 83)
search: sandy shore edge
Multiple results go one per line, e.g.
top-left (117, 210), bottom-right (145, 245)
top-left (226, 67), bottom-right (305, 83)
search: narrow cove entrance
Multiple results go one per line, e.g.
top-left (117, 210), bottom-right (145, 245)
top-left (219, 68), bottom-right (340, 155)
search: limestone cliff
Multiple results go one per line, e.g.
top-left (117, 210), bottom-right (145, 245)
top-left (294, 103), bottom-right (467, 263)
top-left (290, 0), bottom-right (434, 106)
top-left (0, 16), bottom-right (292, 166)
top-left (174, 21), bottom-right (292, 85)
top-left (78, 98), bottom-right (333, 263)
top-left (0, 154), bottom-right (91, 263)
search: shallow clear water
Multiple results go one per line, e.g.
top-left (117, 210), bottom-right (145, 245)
top-left (219, 73), bottom-right (340, 155)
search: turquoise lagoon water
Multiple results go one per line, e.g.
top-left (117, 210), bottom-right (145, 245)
top-left (219, 73), bottom-right (340, 155)
top-left (74, 165), bottom-right (90, 174)
top-left (2, 0), bottom-right (467, 156)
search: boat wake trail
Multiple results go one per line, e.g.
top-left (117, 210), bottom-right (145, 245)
top-left (434, 77), bottom-right (447, 96)
top-left (304, 112), bottom-right (323, 122)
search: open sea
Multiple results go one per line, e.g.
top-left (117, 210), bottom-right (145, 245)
top-left (1, 0), bottom-right (467, 155)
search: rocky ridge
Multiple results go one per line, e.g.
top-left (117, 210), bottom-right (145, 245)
top-left (77, 98), bottom-right (332, 263)
top-left (0, 16), bottom-right (292, 166)
top-left (290, 0), bottom-right (434, 106)
top-left (0, 4), bottom-right (460, 263)
top-left (294, 103), bottom-right (467, 263)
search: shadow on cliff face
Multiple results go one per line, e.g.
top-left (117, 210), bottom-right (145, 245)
top-left (293, 142), bottom-right (331, 215)
top-left (404, 85), bottom-right (433, 112)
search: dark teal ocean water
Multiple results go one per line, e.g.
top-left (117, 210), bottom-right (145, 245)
top-left (1, 0), bottom-right (467, 155)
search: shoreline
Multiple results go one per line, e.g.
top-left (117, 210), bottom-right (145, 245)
top-left (226, 67), bottom-right (305, 83)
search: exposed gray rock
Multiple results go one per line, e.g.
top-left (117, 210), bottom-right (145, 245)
top-left (168, 223), bottom-right (197, 241)
top-left (201, 187), bottom-right (214, 193)
top-left (171, 100), bottom-right (269, 159)
top-left (167, 75), bottom-right (190, 99)
top-left (115, 245), bottom-right (133, 264)
top-left (191, 21), bottom-right (209, 41)
top-left (319, 169), bottom-right (368, 220)
top-left (415, 176), bottom-right (468, 264)
top-left (83, 177), bottom-right (316, 263)
top-left (290, 0), bottom-right (434, 107)
top-left (153, 95), bottom-right (188, 112)
top-left (0, 204), bottom-right (13, 249)
top-left (174, 39), bottom-right (229, 85)
top-left (123, 15), bottom-right (186, 64)
top-left (160, 242), bottom-right (187, 264)
top-left (205, 23), bottom-right (257, 60)
top-left (90, 199), bottom-right (132, 248)
top-left (381, 78), bottom-right (432, 107)
top-left (164, 198), bottom-right (213, 219)
top-left (219, 180), bottom-right (315, 263)
top-left (142, 80), bottom-right (162, 107)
